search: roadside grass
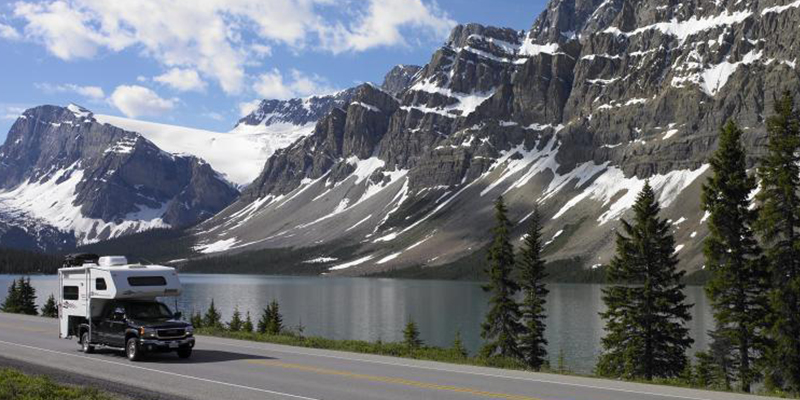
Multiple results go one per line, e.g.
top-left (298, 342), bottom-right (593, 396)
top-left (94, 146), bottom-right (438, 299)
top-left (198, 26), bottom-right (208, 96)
top-left (0, 367), bottom-right (116, 400)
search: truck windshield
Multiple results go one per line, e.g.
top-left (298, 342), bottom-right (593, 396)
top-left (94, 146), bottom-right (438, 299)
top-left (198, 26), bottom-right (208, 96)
top-left (126, 302), bottom-right (173, 320)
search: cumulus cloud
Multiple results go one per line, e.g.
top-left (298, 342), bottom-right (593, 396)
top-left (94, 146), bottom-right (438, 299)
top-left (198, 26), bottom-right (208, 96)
top-left (255, 69), bottom-right (335, 100)
top-left (154, 68), bottom-right (207, 92)
top-left (238, 99), bottom-right (262, 117)
top-left (109, 85), bottom-right (177, 118)
top-left (9, 0), bottom-right (455, 94)
top-left (35, 83), bottom-right (106, 101)
top-left (0, 23), bottom-right (21, 40)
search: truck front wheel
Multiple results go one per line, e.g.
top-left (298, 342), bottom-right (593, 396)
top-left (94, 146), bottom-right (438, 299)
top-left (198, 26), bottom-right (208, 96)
top-left (80, 332), bottom-right (94, 354)
top-left (126, 338), bottom-right (142, 361)
top-left (177, 347), bottom-right (192, 359)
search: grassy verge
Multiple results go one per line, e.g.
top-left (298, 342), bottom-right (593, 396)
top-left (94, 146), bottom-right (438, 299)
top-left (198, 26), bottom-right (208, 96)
top-left (0, 367), bottom-right (116, 400)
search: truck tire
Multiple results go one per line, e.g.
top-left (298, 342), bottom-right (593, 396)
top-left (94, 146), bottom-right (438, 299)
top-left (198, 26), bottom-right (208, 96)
top-left (80, 332), bottom-right (94, 354)
top-left (177, 347), bottom-right (192, 359)
top-left (126, 338), bottom-right (142, 361)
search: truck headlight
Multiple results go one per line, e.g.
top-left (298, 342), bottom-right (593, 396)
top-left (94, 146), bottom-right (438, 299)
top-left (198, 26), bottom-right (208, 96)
top-left (139, 327), bottom-right (158, 338)
top-left (185, 326), bottom-right (194, 335)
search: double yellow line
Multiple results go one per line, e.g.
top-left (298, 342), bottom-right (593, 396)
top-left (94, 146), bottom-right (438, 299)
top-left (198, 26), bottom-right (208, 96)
top-left (248, 360), bottom-right (544, 400)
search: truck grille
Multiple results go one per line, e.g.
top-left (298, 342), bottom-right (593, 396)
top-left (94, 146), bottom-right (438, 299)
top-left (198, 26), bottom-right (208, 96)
top-left (157, 328), bottom-right (185, 338)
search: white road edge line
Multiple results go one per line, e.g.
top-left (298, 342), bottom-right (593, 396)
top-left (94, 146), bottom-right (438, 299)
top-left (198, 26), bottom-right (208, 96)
top-left (0, 339), bottom-right (320, 400)
top-left (202, 337), bottom-right (724, 400)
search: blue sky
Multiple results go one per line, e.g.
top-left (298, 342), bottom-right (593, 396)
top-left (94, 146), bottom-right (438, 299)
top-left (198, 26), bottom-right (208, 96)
top-left (0, 0), bottom-right (549, 143)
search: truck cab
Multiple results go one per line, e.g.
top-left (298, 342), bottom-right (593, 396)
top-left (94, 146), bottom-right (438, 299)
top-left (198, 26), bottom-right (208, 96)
top-left (81, 299), bottom-right (195, 360)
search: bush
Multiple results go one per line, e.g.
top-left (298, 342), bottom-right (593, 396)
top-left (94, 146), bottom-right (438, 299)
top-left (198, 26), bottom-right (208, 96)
top-left (0, 368), bottom-right (115, 400)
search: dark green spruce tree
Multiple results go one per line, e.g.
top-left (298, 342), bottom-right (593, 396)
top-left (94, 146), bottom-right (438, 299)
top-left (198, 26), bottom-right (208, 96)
top-left (1, 279), bottom-right (20, 313)
top-left (517, 207), bottom-right (549, 370)
top-left (228, 306), bottom-right (243, 331)
top-left (203, 299), bottom-right (222, 328)
top-left (701, 120), bottom-right (771, 392)
top-left (597, 182), bottom-right (694, 380)
top-left (403, 319), bottom-right (423, 349)
top-left (243, 311), bottom-right (254, 333)
top-left (41, 294), bottom-right (58, 318)
top-left (756, 91), bottom-right (800, 393)
top-left (480, 196), bottom-right (523, 360)
top-left (18, 277), bottom-right (37, 315)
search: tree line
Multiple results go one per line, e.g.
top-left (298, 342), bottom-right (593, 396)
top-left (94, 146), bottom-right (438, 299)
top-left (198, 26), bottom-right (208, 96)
top-left (478, 91), bottom-right (800, 395)
top-left (1, 277), bottom-right (57, 317)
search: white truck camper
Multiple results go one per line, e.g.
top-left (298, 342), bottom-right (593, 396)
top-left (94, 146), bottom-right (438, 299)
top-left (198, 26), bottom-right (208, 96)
top-left (58, 253), bottom-right (194, 360)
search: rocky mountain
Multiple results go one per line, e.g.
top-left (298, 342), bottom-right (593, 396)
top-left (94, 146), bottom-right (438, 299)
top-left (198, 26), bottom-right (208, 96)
top-left (381, 65), bottom-right (422, 95)
top-left (192, 0), bottom-right (800, 275)
top-left (0, 104), bottom-right (239, 250)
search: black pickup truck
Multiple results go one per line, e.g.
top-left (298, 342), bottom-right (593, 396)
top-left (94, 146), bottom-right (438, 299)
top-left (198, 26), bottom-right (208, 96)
top-left (79, 300), bottom-right (195, 361)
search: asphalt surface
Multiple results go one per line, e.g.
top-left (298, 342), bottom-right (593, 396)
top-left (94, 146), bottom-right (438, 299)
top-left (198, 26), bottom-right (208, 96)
top-left (0, 312), bottom-right (780, 400)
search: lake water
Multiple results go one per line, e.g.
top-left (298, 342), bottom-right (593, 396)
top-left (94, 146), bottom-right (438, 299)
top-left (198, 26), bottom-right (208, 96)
top-left (0, 274), bottom-right (714, 374)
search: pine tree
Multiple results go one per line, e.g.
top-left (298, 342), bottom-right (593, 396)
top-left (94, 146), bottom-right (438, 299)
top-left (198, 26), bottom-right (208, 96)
top-left (243, 311), bottom-right (254, 333)
top-left (41, 294), bottom-right (57, 318)
top-left (756, 91), bottom-right (800, 393)
top-left (257, 306), bottom-right (269, 334)
top-left (517, 207), bottom-right (549, 370)
top-left (597, 182), bottom-right (694, 380)
top-left (1, 279), bottom-right (20, 313)
top-left (267, 299), bottom-right (284, 335)
top-left (403, 319), bottom-right (423, 349)
top-left (203, 299), bottom-right (222, 328)
top-left (452, 330), bottom-right (468, 358)
top-left (702, 120), bottom-right (771, 392)
top-left (228, 306), bottom-right (243, 331)
top-left (190, 310), bottom-right (204, 329)
top-left (18, 277), bottom-right (37, 315)
top-left (480, 196), bottom-right (523, 359)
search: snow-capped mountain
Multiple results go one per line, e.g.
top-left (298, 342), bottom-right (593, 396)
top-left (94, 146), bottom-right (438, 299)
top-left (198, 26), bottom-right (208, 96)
top-left (193, 0), bottom-right (800, 275)
top-left (0, 104), bottom-right (239, 250)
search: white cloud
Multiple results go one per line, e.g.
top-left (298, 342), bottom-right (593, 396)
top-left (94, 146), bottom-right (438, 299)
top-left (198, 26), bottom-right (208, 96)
top-left (154, 68), bottom-right (207, 92)
top-left (35, 83), bottom-right (106, 101)
top-left (109, 85), bottom-right (177, 118)
top-left (10, 0), bottom-right (455, 94)
top-left (255, 68), bottom-right (335, 99)
top-left (0, 22), bottom-right (21, 40)
top-left (2, 106), bottom-right (27, 120)
top-left (238, 99), bottom-right (262, 117)
top-left (202, 112), bottom-right (224, 121)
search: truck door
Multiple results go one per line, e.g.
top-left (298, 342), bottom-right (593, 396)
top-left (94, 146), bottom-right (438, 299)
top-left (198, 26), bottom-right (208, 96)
top-left (102, 303), bottom-right (127, 347)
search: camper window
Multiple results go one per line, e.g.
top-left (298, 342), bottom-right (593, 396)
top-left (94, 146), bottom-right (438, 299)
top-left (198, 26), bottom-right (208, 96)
top-left (95, 278), bottom-right (107, 291)
top-left (127, 276), bottom-right (167, 286)
top-left (63, 286), bottom-right (79, 300)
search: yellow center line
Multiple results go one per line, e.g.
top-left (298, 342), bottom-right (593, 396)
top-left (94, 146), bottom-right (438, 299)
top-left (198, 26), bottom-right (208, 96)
top-left (248, 360), bottom-right (545, 400)
top-left (0, 322), bottom-right (50, 333)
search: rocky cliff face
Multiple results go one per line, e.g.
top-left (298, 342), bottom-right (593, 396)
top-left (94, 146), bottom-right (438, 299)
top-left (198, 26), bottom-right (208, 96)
top-left (0, 104), bottom-right (239, 249)
top-left (193, 0), bottom-right (798, 274)
top-left (381, 65), bottom-right (422, 95)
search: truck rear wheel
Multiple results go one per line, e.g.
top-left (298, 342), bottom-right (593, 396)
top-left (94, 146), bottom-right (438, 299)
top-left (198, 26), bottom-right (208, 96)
top-left (126, 338), bottom-right (142, 361)
top-left (80, 332), bottom-right (94, 354)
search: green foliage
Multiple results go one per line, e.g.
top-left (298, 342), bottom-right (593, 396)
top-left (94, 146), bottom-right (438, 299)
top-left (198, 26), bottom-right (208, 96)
top-left (403, 319), bottom-right (423, 349)
top-left (0, 248), bottom-right (62, 274)
top-left (0, 368), bottom-right (115, 400)
top-left (243, 311), bottom-right (254, 333)
top-left (258, 300), bottom-right (284, 335)
top-left (756, 91), bottom-right (800, 394)
top-left (702, 120), bottom-right (771, 392)
top-left (597, 182), bottom-right (693, 381)
top-left (190, 310), bottom-right (204, 329)
top-left (203, 299), bottom-right (222, 328)
top-left (480, 196), bottom-right (523, 359)
top-left (517, 207), bottom-right (549, 370)
top-left (1, 277), bottom-right (37, 315)
top-left (452, 330), bottom-right (468, 358)
top-left (41, 294), bottom-right (57, 318)
top-left (227, 306), bottom-right (243, 332)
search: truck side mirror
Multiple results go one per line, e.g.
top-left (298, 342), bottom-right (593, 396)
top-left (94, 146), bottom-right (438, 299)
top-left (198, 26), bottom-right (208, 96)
top-left (174, 311), bottom-right (182, 320)
top-left (113, 308), bottom-right (125, 321)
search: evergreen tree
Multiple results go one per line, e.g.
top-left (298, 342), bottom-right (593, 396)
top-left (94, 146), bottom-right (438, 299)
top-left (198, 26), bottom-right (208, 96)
top-left (257, 306), bottom-right (269, 334)
top-left (228, 306), bottom-right (243, 331)
top-left (190, 310), bottom-right (204, 329)
top-left (480, 196), bottom-right (523, 359)
top-left (243, 311), bottom-right (254, 333)
top-left (41, 294), bottom-right (57, 318)
top-left (452, 330), bottom-right (468, 358)
top-left (18, 277), bottom-right (37, 315)
top-left (756, 91), bottom-right (800, 393)
top-left (517, 207), bottom-right (549, 370)
top-left (702, 120), bottom-right (771, 392)
top-left (403, 319), bottom-right (423, 349)
top-left (1, 279), bottom-right (20, 313)
top-left (597, 182), bottom-right (694, 380)
top-left (203, 299), bottom-right (222, 328)
top-left (267, 299), bottom-right (284, 335)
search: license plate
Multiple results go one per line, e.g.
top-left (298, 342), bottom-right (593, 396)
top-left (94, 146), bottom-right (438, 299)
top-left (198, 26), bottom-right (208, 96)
top-left (169, 342), bottom-right (179, 348)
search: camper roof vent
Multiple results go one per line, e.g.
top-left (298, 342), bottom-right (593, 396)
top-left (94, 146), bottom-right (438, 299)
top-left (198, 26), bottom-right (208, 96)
top-left (98, 256), bottom-right (128, 267)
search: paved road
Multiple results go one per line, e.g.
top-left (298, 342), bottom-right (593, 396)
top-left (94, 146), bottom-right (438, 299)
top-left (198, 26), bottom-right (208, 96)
top-left (0, 312), bottom-right (778, 400)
